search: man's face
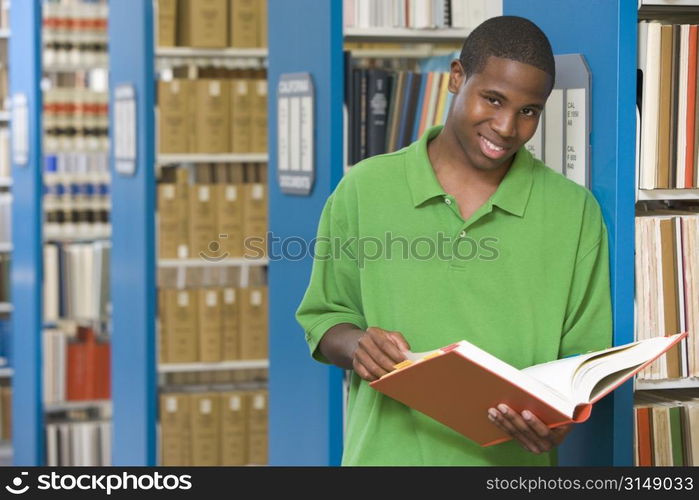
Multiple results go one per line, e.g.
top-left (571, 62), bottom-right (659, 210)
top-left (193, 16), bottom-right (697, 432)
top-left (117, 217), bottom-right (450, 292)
top-left (447, 55), bottom-right (552, 172)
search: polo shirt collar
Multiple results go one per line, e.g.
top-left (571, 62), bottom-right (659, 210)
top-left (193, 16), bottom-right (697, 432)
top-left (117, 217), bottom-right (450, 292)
top-left (407, 125), bottom-right (534, 217)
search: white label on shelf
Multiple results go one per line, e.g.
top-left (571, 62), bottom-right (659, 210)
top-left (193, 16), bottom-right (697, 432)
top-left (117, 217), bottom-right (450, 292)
top-left (177, 291), bottom-right (189, 307)
top-left (224, 288), bottom-right (236, 304)
top-left (12, 93), bottom-right (28, 166)
top-left (300, 96), bottom-right (313, 172)
top-left (257, 80), bottom-right (268, 95)
top-left (253, 395), bottom-right (265, 410)
top-left (226, 185), bottom-right (238, 201)
top-left (251, 290), bottom-right (262, 306)
top-left (544, 88), bottom-right (564, 175)
top-left (206, 291), bottom-right (218, 307)
top-left (236, 81), bottom-right (248, 95)
top-left (163, 185), bottom-right (175, 199)
top-left (200, 398), bottom-right (212, 414)
top-left (289, 97), bottom-right (301, 172)
top-left (177, 244), bottom-right (189, 259)
top-left (209, 81), bottom-right (221, 97)
top-left (166, 397), bottom-right (177, 413)
top-left (198, 185), bottom-right (210, 202)
top-left (230, 395), bottom-right (241, 411)
top-left (525, 116), bottom-right (543, 161)
top-left (565, 88), bottom-right (587, 187)
top-left (171, 80), bottom-right (180, 94)
top-left (278, 97), bottom-right (289, 171)
top-left (114, 84), bottom-right (137, 176)
top-left (252, 184), bottom-right (264, 200)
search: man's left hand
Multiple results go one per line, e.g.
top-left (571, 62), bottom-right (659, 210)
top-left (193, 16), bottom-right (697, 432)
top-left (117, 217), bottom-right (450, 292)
top-left (487, 404), bottom-right (573, 454)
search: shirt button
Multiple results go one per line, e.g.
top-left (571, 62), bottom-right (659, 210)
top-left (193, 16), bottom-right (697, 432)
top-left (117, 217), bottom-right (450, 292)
top-left (459, 230), bottom-right (466, 238)
top-left (444, 198), bottom-right (452, 205)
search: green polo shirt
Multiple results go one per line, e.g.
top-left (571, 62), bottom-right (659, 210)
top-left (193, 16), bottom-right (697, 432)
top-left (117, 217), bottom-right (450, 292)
top-left (296, 125), bottom-right (612, 466)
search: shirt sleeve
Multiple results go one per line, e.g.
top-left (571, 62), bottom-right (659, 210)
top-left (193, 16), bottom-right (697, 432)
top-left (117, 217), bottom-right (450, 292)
top-left (559, 195), bottom-right (613, 358)
top-left (295, 191), bottom-right (367, 364)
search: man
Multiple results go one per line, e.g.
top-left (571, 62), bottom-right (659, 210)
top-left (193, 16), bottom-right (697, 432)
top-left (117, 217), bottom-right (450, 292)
top-left (296, 16), bottom-right (612, 465)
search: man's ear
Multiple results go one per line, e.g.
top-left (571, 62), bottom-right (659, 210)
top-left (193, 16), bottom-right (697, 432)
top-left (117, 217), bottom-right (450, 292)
top-left (448, 59), bottom-right (466, 93)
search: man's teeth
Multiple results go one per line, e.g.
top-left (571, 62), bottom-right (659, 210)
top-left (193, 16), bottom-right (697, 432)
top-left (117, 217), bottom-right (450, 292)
top-left (483, 137), bottom-right (503, 151)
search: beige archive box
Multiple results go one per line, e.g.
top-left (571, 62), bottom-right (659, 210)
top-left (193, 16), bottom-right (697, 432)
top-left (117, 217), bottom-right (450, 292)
top-left (250, 79), bottom-right (268, 153)
top-left (194, 79), bottom-right (231, 153)
top-left (157, 182), bottom-right (191, 259)
top-left (161, 289), bottom-right (199, 363)
top-left (160, 393), bottom-right (192, 466)
top-left (219, 391), bottom-right (248, 465)
top-left (221, 287), bottom-right (240, 360)
top-left (157, 0), bottom-right (177, 47)
top-left (242, 181), bottom-right (268, 257)
top-left (190, 393), bottom-right (221, 465)
top-left (247, 390), bottom-right (268, 465)
top-left (229, 0), bottom-right (259, 48)
top-left (188, 184), bottom-right (219, 260)
top-left (158, 79), bottom-right (192, 154)
top-left (215, 183), bottom-right (245, 258)
top-left (197, 288), bottom-right (222, 363)
top-left (239, 286), bottom-right (268, 360)
top-left (230, 79), bottom-right (253, 153)
top-left (178, 0), bottom-right (228, 48)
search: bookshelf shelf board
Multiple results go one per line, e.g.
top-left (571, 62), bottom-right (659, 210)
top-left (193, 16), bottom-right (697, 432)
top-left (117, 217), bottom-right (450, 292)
top-left (0, 111), bottom-right (10, 122)
top-left (640, 0), bottom-right (699, 6)
top-left (635, 377), bottom-right (699, 390)
top-left (0, 367), bottom-right (13, 378)
top-left (158, 257), bottom-right (269, 268)
top-left (0, 303), bottom-right (13, 314)
top-left (0, 443), bottom-right (12, 461)
top-left (0, 243), bottom-right (11, 252)
top-left (0, 29), bottom-right (9, 39)
top-left (44, 400), bottom-right (112, 412)
top-left (637, 189), bottom-right (699, 201)
top-left (156, 47), bottom-right (268, 59)
top-left (349, 47), bottom-right (457, 59)
top-left (158, 153), bottom-right (268, 165)
top-left (0, 177), bottom-right (11, 187)
top-left (158, 359), bottom-right (269, 373)
top-left (43, 64), bottom-right (109, 73)
top-left (43, 234), bottom-right (111, 243)
top-left (344, 27), bottom-right (471, 42)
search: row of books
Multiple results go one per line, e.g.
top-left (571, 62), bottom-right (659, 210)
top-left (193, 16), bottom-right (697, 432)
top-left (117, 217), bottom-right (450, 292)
top-left (46, 419), bottom-right (111, 466)
top-left (0, 320), bottom-right (10, 366)
top-left (43, 1), bottom-right (109, 69)
top-left (157, 0), bottom-right (268, 49)
top-left (635, 391), bottom-right (699, 466)
top-left (43, 326), bottom-right (110, 405)
top-left (160, 390), bottom-right (267, 466)
top-left (0, 386), bottom-right (10, 442)
top-left (159, 286), bottom-right (268, 364)
top-left (0, 254), bottom-right (8, 304)
top-left (635, 211), bottom-right (699, 379)
top-left (0, 128), bottom-right (9, 179)
top-left (44, 241), bottom-right (110, 323)
top-left (0, 192), bottom-right (9, 245)
top-left (638, 21), bottom-right (699, 190)
top-left (44, 153), bottom-right (111, 240)
top-left (43, 89), bottom-right (109, 154)
top-left (158, 77), bottom-right (268, 154)
top-left (0, 65), bottom-right (7, 115)
top-left (347, 67), bottom-right (451, 165)
top-left (343, 0), bottom-right (490, 30)
top-left (158, 165), bottom-right (268, 260)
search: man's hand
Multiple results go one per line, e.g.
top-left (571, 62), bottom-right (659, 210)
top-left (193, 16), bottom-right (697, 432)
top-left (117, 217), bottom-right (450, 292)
top-left (487, 404), bottom-right (573, 454)
top-left (352, 326), bottom-right (411, 382)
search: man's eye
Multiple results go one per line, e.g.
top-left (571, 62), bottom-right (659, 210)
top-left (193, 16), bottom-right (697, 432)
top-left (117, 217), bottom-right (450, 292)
top-left (486, 96), bottom-right (499, 105)
top-left (522, 108), bottom-right (538, 117)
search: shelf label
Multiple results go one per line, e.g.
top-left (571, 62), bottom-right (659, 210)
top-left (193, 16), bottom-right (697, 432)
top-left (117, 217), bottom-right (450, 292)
top-left (11, 93), bottom-right (28, 166)
top-left (277, 73), bottom-right (315, 195)
top-left (565, 88), bottom-right (587, 187)
top-left (114, 84), bottom-right (137, 176)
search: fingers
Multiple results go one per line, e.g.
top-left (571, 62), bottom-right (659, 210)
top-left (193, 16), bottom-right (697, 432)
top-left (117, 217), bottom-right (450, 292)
top-left (488, 405), bottom-right (543, 453)
top-left (353, 327), bottom-right (410, 382)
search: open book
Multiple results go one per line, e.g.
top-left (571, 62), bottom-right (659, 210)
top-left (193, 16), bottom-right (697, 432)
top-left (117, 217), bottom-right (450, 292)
top-left (369, 332), bottom-right (688, 446)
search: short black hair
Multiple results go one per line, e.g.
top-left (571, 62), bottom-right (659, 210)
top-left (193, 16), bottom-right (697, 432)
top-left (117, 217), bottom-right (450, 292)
top-left (459, 16), bottom-right (555, 85)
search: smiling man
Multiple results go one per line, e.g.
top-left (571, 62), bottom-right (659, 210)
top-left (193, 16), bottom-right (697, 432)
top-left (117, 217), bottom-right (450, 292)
top-left (296, 16), bottom-right (612, 465)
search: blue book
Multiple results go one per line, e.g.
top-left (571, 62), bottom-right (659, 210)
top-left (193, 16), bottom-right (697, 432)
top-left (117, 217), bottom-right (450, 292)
top-left (412, 72), bottom-right (429, 142)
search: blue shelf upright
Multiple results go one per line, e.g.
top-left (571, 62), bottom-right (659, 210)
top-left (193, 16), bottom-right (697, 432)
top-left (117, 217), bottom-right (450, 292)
top-left (9, 0), bottom-right (44, 466)
top-left (108, 0), bottom-right (157, 465)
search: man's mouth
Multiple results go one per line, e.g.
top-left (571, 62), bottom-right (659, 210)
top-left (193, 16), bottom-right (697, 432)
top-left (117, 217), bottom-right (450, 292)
top-left (479, 135), bottom-right (508, 160)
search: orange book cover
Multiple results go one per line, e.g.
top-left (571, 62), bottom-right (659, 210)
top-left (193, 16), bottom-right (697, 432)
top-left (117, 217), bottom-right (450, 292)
top-left (417, 72), bottom-right (435, 139)
top-left (66, 342), bottom-right (89, 401)
top-left (685, 25), bottom-right (697, 188)
top-left (636, 407), bottom-right (653, 466)
top-left (370, 333), bottom-right (687, 447)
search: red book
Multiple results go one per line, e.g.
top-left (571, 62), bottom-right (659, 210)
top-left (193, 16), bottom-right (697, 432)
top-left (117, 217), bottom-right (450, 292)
top-left (685, 25), bottom-right (697, 187)
top-left (636, 407), bottom-right (653, 466)
top-left (66, 342), bottom-right (89, 401)
top-left (371, 333), bottom-right (687, 446)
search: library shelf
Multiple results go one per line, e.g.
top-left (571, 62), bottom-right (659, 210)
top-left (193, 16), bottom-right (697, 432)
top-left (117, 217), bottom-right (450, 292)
top-left (635, 377), bottom-right (699, 390)
top-left (637, 189), bottom-right (699, 201)
top-left (157, 153), bottom-right (268, 165)
top-left (158, 257), bottom-right (269, 269)
top-left (158, 359), bottom-right (269, 374)
top-left (156, 47), bottom-right (267, 59)
top-left (344, 27), bottom-right (470, 43)
top-left (44, 400), bottom-right (112, 413)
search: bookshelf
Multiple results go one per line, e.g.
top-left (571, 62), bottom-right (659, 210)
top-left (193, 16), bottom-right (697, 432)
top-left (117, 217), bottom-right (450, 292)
top-left (344, 27), bottom-right (470, 42)
top-left (637, 189), bottom-right (699, 200)
top-left (158, 359), bottom-right (269, 374)
top-left (157, 153), bottom-right (268, 165)
top-left (156, 47), bottom-right (268, 59)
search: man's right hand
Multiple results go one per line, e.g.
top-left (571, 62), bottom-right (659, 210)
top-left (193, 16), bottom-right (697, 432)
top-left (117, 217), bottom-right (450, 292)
top-left (351, 326), bottom-right (411, 382)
